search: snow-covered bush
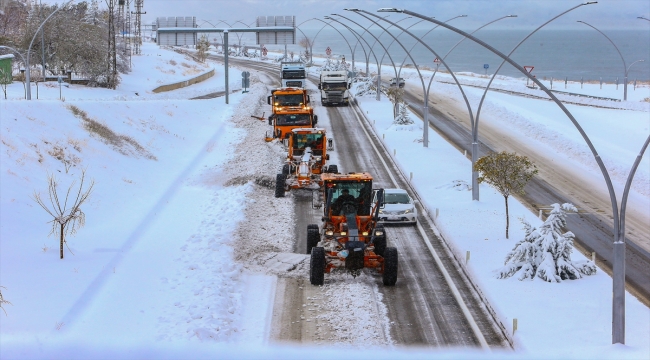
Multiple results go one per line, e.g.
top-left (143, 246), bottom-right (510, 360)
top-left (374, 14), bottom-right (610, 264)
top-left (320, 57), bottom-right (348, 71)
top-left (497, 203), bottom-right (597, 282)
top-left (354, 77), bottom-right (377, 96)
top-left (393, 102), bottom-right (414, 125)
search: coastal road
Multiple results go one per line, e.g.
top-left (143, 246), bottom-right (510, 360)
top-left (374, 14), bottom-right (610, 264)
top-left (402, 86), bottom-right (650, 306)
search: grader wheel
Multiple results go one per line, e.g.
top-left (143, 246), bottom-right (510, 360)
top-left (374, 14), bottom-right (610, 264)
top-left (275, 174), bottom-right (286, 198)
top-left (383, 247), bottom-right (398, 286)
top-left (310, 247), bottom-right (325, 285)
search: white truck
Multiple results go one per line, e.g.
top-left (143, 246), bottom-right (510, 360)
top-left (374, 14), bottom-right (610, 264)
top-left (280, 61), bottom-right (306, 88)
top-left (318, 70), bottom-right (350, 106)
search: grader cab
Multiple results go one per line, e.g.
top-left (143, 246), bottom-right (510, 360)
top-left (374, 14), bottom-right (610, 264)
top-left (274, 128), bottom-right (337, 197)
top-left (265, 88), bottom-right (317, 141)
top-left (307, 172), bottom-right (398, 286)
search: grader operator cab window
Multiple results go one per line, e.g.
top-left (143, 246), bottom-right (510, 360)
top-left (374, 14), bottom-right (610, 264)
top-left (276, 114), bottom-right (311, 126)
top-left (294, 133), bottom-right (324, 154)
top-left (329, 181), bottom-right (373, 216)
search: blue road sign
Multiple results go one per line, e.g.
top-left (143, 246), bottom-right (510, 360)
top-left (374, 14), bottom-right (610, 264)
top-left (483, 64), bottom-right (489, 69)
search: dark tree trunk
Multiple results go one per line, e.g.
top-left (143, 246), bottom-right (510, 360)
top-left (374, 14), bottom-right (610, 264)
top-left (60, 223), bottom-right (64, 259)
top-left (505, 195), bottom-right (510, 239)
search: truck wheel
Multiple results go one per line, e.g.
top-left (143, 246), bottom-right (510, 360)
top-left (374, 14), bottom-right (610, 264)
top-left (327, 164), bottom-right (338, 174)
top-left (373, 225), bottom-right (387, 257)
top-left (307, 227), bottom-right (320, 254)
top-left (275, 174), bottom-right (286, 198)
top-left (310, 247), bottom-right (326, 285)
top-left (383, 247), bottom-right (398, 286)
top-left (282, 164), bottom-right (290, 175)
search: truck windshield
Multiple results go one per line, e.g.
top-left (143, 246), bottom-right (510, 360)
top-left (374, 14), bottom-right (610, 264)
top-left (276, 114), bottom-right (311, 126)
top-left (274, 94), bottom-right (304, 106)
top-left (322, 82), bottom-right (347, 91)
top-left (282, 70), bottom-right (306, 79)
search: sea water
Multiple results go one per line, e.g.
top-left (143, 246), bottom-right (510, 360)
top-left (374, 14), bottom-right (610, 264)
top-left (262, 29), bottom-right (650, 82)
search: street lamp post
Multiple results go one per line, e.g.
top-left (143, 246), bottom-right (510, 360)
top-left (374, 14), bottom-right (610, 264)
top-left (25, 0), bottom-right (74, 100)
top-left (473, 3), bottom-right (593, 201)
top-left (324, 16), bottom-right (379, 73)
top-left (331, 14), bottom-right (401, 101)
top-left (379, 5), bottom-right (650, 345)
top-left (327, 15), bottom-right (400, 101)
top-left (307, 19), bottom-right (357, 72)
top-left (577, 20), bottom-right (638, 101)
top-left (348, 9), bottom-right (478, 150)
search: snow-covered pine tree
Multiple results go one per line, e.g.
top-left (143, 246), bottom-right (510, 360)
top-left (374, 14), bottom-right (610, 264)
top-left (497, 203), bottom-right (597, 282)
top-left (393, 102), bottom-right (414, 125)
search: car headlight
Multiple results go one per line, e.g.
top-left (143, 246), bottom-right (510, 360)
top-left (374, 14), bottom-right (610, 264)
top-left (404, 208), bottom-right (414, 214)
top-left (374, 230), bottom-right (384, 236)
top-left (378, 209), bottom-right (384, 214)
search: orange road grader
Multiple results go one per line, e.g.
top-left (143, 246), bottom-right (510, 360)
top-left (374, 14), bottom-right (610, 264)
top-left (275, 128), bottom-right (337, 198)
top-left (264, 88), bottom-right (317, 141)
top-left (307, 172), bottom-right (398, 286)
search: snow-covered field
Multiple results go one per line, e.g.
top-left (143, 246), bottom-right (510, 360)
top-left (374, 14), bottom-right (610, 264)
top-left (0, 43), bottom-right (648, 359)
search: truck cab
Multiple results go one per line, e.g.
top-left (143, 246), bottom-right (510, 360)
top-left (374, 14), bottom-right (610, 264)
top-left (319, 70), bottom-right (350, 106)
top-left (267, 88), bottom-right (317, 140)
top-left (280, 61), bottom-right (306, 88)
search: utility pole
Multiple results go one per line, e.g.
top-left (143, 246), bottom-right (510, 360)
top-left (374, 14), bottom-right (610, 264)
top-left (132, 0), bottom-right (146, 55)
top-left (107, 0), bottom-right (117, 89)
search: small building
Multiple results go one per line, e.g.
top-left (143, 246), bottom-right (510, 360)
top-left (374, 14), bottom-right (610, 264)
top-left (0, 54), bottom-right (14, 84)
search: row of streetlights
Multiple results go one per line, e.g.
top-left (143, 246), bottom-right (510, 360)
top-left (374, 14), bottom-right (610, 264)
top-left (315, 5), bottom-right (648, 346)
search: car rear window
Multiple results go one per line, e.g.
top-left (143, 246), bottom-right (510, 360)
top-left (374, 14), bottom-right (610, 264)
top-left (385, 193), bottom-right (410, 204)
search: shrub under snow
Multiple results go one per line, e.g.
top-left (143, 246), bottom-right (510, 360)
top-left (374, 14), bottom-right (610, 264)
top-left (497, 203), bottom-right (597, 282)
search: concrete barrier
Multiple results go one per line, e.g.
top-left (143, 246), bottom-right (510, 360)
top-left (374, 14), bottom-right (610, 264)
top-left (152, 68), bottom-right (215, 93)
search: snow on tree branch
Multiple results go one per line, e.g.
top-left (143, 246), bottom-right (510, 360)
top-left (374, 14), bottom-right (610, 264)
top-left (497, 203), bottom-right (597, 282)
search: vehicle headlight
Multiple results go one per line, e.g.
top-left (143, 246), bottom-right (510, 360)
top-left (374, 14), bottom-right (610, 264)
top-left (374, 230), bottom-right (384, 236)
top-left (378, 209), bottom-right (384, 214)
top-left (404, 208), bottom-right (414, 214)
top-left (325, 230), bottom-right (334, 237)
top-left (340, 231), bottom-right (347, 236)
top-left (362, 231), bottom-right (369, 236)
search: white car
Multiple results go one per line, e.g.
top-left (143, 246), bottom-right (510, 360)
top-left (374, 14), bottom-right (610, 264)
top-left (378, 188), bottom-right (417, 225)
top-left (389, 77), bottom-right (405, 88)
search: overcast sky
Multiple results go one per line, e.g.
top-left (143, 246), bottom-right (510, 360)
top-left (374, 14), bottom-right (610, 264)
top-left (130, 0), bottom-right (650, 30)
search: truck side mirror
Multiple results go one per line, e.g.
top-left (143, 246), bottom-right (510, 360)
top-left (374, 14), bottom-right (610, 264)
top-left (313, 115), bottom-right (318, 125)
top-left (318, 84), bottom-right (322, 90)
top-left (268, 116), bottom-right (273, 126)
top-left (348, 83), bottom-right (351, 89)
top-left (306, 95), bottom-right (310, 103)
top-left (267, 96), bottom-right (271, 105)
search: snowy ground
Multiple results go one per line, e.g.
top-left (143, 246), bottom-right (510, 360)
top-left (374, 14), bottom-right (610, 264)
top-left (0, 43), bottom-right (648, 359)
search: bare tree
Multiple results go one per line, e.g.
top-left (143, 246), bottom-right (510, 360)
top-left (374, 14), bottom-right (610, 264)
top-left (474, 151), bottom-right (538, 238)
top-left (32, 169), bottom-right (95, 259)
top-left (0, 286), bottom-right (11, 316)
top-left (384, 86), bottom-right (404, 118)
top-left (0, 67), bottom-right (10, 99)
